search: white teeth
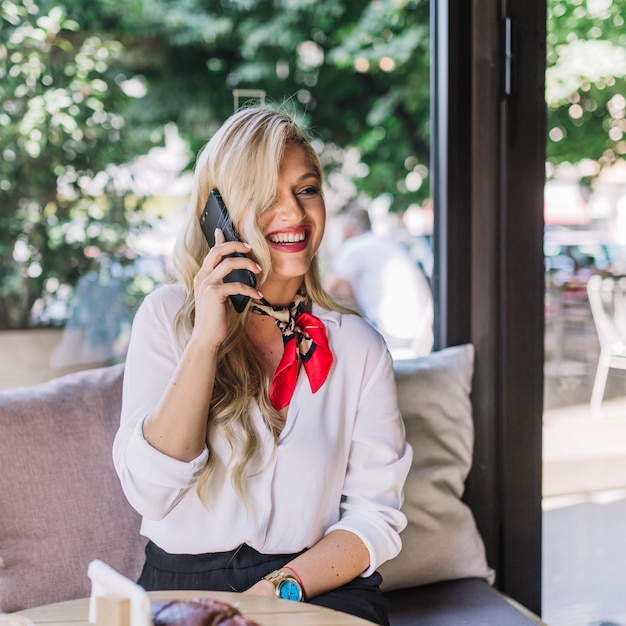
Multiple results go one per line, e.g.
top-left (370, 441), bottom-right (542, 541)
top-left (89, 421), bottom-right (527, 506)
top-left (269, 231), bottom-right (306, 243)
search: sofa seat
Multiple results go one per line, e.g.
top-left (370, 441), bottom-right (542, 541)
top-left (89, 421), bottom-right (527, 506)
top-left (386, 578), bottom-right (543, 625)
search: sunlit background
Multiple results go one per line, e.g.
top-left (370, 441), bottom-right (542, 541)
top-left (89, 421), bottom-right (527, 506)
top-left (2, 0), bottom-right (626, 623)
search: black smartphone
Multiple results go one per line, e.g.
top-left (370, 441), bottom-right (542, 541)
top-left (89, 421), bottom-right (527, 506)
top-left (199, 188), bottom-right (256, 313)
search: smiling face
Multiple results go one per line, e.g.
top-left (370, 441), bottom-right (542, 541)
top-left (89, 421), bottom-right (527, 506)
top-left (256, 143), bottom-right (325, 304)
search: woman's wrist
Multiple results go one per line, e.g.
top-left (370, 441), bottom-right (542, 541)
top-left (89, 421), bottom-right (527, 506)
top-left (187, 330), bottom-right (221, 357)
top-left (281, 566), bottom-right (306, 599)
top-left (243, 579), bottom-right (275, 597)
top-left (261, 568), bottom-right (305, 602)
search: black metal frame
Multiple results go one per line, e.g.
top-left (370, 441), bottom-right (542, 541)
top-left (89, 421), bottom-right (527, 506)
top-left (431, 0), bottom-right (546, 614)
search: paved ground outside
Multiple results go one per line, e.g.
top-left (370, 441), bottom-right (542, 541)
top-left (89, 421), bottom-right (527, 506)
top-left (543, 309), bottom-right (626, 626)
top-left (543, 490), bottom-right (626, 626)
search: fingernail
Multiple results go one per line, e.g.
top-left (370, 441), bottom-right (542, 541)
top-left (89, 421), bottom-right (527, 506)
top-left (255, 264), bottom-right (262, 272)
top-left (257, 291), bottom-right (264, 298)
top-left (243, 242), bottom-right (252, 249)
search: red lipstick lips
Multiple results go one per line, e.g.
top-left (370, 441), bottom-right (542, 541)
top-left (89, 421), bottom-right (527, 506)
top-left (266, 227), bottom-right (310, 253)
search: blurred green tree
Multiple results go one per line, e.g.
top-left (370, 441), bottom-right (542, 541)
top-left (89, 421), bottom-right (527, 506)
top-left (0, 0), bottom-right (156, 329)
top-left (39, 0), bottom-right (431, 210)
top-left (546, 0), bottom-right (626, 177)
top-left (3, 0), bottom-right (433, 330)
top-left (6, 0), bottom-right (625, 331)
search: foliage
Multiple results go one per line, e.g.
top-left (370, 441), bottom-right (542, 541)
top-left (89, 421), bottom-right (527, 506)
top-left (4, 0), bottom-right (623, 333)
top-left (546, 0), bottom-right (626, 175)
top-left (4, 0), bottom-right (624, 329)
top-left (39, 0), bottom-right (431, 210)
top-left (0, 0), bottom-right (157, 329)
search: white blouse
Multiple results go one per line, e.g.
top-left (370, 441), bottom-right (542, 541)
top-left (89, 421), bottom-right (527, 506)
top-left (113, 285), bottom-right (412, 576)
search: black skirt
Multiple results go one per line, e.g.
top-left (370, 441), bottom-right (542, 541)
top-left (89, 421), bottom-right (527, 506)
top-left (138, 541), bottom-right (389, 626)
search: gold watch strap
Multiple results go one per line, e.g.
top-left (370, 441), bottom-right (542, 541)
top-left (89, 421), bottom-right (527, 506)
top-left (262, 569), bottom-right (304, 601)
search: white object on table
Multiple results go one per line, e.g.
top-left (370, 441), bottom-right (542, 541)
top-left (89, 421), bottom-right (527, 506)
top-left (87, 560), bottom-right (151, 626)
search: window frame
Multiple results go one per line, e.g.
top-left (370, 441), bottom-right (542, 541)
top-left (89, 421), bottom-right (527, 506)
top-left (431, 0), bottom-right (546, 613)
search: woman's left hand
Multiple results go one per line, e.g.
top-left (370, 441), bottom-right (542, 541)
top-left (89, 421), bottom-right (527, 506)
top-left (243, 579), bottom-right (276, 598)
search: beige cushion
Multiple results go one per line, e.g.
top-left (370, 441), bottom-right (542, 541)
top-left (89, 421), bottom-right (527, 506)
top-left (380, 344), bottom-right (495, 590)
top-left (0, 364), bottom-right (145, 613)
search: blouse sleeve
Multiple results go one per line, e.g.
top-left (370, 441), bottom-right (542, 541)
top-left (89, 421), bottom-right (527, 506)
top-left (324, 326), bottom-right (413, 576)
top-left (112, 286), bottom-right (209, 521)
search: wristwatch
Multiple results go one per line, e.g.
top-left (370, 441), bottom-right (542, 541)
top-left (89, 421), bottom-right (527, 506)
top-left (262, 569), bottom-right (304, 602)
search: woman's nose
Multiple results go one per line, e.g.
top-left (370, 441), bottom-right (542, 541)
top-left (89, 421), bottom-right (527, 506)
top-left (275, 193), bottom-right (304, 220)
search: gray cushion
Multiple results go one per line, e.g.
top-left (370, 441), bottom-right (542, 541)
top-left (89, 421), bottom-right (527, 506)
top-left (0, 364), bottom-right (145, 612)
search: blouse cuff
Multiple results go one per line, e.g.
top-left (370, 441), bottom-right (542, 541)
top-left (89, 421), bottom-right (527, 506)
top-left (125, 418), bottom-right (209, 489)
top-left (325, 515), bottom-right (403, 577)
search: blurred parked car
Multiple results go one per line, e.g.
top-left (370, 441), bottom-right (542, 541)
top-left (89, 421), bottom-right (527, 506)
top-left (545, 228), bottom-right (626, 285)
top-left (544, 228), bottom-right (626, 364)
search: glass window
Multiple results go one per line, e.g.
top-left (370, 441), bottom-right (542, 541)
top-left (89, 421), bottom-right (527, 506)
top-left (542, 0), bottom-right (626, 621)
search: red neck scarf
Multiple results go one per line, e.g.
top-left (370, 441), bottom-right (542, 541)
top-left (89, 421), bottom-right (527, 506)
top-left (250, 292), bottom-right (333, 410)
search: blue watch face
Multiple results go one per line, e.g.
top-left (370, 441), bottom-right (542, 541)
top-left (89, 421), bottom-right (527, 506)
top-left (278, 578), bottom-right (303, 601)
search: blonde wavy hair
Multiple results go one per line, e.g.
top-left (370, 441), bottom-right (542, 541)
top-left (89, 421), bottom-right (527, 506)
top-left (170, 107), bottom-right (352, 507)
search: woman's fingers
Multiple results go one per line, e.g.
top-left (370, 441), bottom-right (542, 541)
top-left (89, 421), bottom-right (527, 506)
top-left (215, 280), bottom-right (263, 302)
top-left (212, 227), bottom-right (252, 258)
top-left (202, 243), bottom-right (254, 271)
top-left (190, 231), bottom-right (262, 346)
top-left (210, 255), bottom-right (261, 282)
top-left (214, 227), bottom-right (225, 245)
top-left (195, 229), bottom-right (263, 301)
top-left (201, 228), bottom-right (254, 269)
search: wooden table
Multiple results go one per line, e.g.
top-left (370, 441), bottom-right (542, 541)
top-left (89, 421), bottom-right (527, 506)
top-left (13, 590), bottom-right (373, 626)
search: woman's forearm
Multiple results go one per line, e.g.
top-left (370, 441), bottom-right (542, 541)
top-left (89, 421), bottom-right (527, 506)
top-left (287, 530), bottom-right (369, 598)
top-left (141, 338), bottom-right (218, 462)
top-left (245, 530), bottom-right (370, 600)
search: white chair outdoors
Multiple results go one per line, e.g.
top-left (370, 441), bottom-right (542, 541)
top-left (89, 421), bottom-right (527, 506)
top-left (587, 274), bottom-right (626, 409)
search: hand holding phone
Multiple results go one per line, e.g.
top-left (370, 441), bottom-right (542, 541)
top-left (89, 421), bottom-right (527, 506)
top-left (199, 189), bottom-right (257, 313)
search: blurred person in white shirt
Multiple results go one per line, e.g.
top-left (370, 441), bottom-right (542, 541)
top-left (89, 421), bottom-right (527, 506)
top-left (326, 205), bottom-right (433, 359)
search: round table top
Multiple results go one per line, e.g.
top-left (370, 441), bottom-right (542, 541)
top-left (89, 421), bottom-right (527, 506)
top-left (12, 590), bottom-right (373, 626)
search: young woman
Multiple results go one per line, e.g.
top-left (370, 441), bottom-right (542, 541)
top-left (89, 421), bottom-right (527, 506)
top-left (113, 107), bottom-right (412, 625)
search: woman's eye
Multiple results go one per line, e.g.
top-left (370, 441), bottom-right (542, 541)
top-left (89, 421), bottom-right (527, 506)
top-left (298, 186), bottom-right (320, 196)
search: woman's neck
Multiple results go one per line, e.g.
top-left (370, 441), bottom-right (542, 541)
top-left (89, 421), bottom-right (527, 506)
top-left (257, 277), bottom-right (305, 308)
